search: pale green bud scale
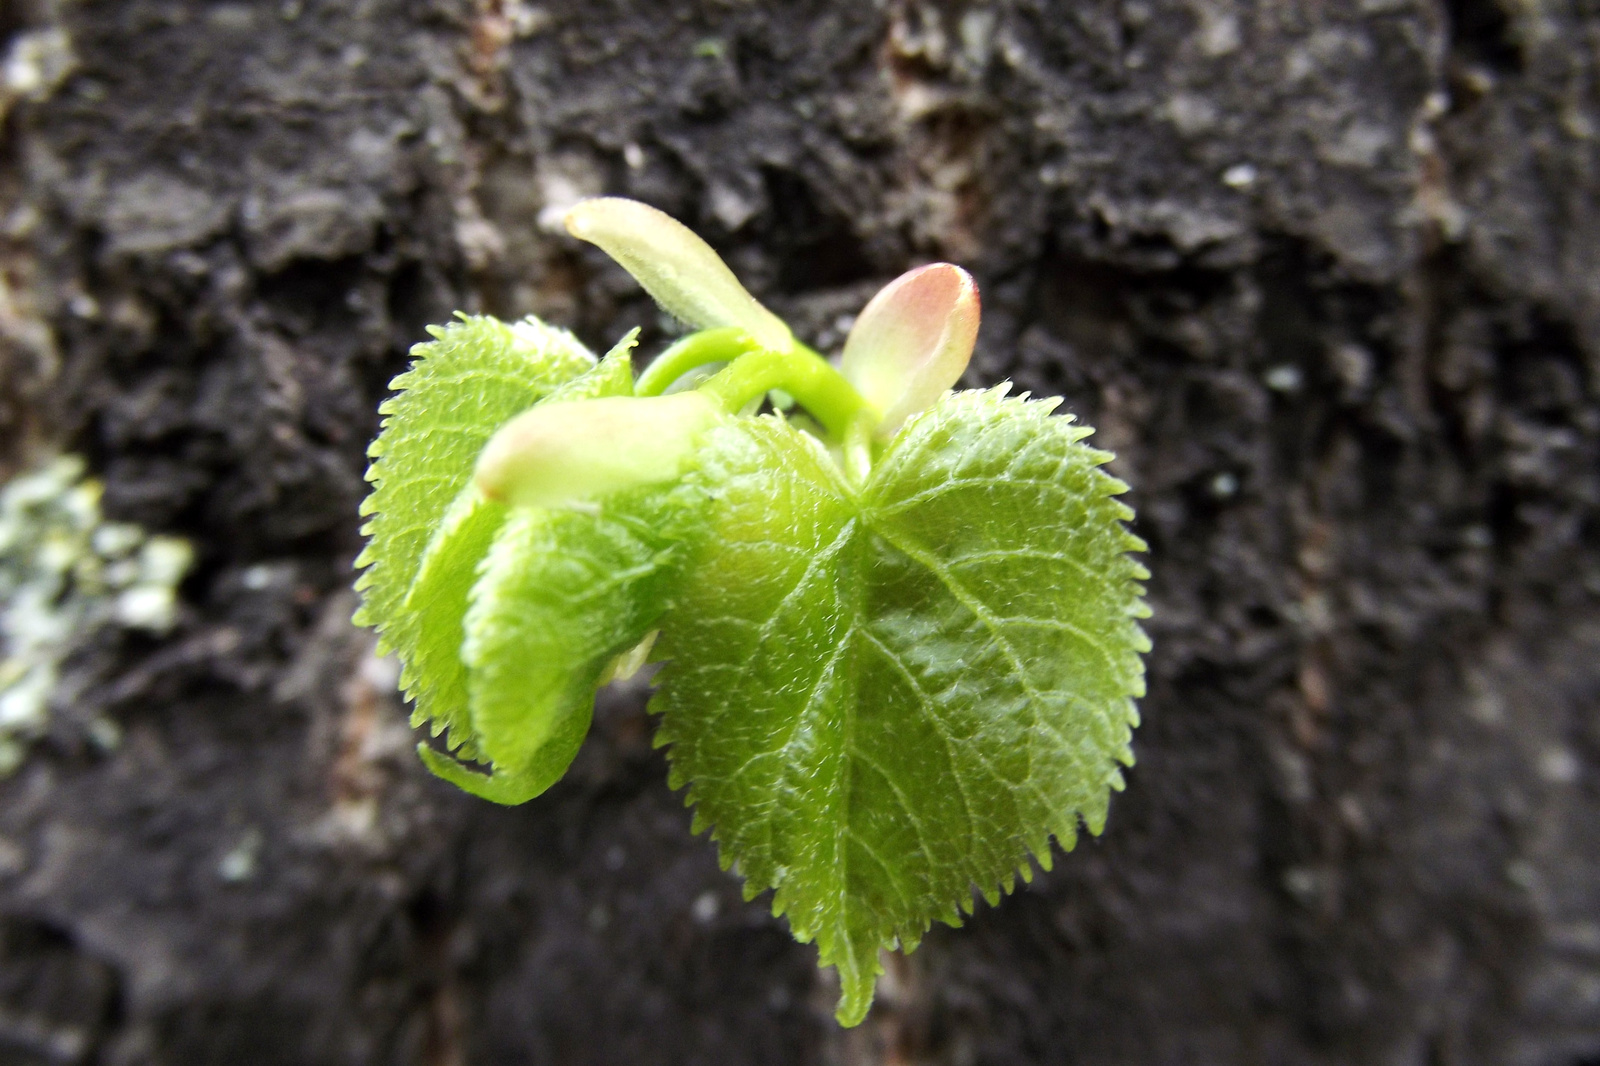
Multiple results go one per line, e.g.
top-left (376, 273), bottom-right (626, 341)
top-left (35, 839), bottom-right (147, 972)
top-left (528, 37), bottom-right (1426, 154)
top-left (474, 392), bottom-right (724, 509)
top-left (565, 197), bottom-right (794, 354)
top-left (840, 263), bottom-right (980, 439)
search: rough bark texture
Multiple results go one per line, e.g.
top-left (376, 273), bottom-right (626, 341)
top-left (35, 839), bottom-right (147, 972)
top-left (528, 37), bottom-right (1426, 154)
top-left (2, 0), bottom-right (1598, 1063)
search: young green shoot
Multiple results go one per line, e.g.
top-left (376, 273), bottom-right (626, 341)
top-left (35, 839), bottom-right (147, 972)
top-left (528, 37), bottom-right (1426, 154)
top-left (355, 197), bottom-right (1150, 1025)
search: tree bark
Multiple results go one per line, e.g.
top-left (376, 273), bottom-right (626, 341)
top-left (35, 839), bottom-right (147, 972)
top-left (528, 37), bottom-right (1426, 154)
top-left (1, 1), bottom-right (1597, 1063)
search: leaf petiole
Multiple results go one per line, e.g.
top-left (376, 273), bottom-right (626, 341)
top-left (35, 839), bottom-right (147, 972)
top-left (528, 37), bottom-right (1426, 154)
top-left (697, 346), bottom-right (877, 444)
top-left (634, 327), bottom-right (762, 397)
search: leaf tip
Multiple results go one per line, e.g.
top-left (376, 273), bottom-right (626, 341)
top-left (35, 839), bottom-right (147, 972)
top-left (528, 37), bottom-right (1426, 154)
top-left (832, 956), bottom-right (884, 1028)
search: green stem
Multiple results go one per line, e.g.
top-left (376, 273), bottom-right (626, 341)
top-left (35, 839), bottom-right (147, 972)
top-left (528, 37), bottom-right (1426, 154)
top-left (635, 328), bottom-right (760, 397)
top-left (699, 348), bottom-right (876, 442)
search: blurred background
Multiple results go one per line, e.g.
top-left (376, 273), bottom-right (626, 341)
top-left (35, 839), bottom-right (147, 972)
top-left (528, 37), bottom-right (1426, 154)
top-left (1, 1), bottom-right (1598, 1063)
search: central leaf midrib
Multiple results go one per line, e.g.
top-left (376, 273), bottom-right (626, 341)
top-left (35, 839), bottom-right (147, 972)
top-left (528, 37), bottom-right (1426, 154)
top-left (833, 506), bottom-right (862, 960)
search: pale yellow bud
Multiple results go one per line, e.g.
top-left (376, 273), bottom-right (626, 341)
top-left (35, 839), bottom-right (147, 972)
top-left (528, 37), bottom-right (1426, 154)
top-left (840, 264), bottom-right (980, 438)
top-left (475, 392), bottom-right (723, 509)
top-left (565, 197), bottom-right (793, 354)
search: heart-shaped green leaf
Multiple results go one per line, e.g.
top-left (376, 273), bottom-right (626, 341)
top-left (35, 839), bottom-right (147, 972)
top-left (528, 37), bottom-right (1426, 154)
top-left (650, 387), bottom-right (1149, 1024)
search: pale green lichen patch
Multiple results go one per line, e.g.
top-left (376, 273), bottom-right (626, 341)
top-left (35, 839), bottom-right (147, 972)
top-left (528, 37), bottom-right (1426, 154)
top-left (0, 455), bottom-right (193, 774)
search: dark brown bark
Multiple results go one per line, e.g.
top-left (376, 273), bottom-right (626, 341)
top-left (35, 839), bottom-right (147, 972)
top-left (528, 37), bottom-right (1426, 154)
top-left (1, 1), bottom-right (1597, 1063)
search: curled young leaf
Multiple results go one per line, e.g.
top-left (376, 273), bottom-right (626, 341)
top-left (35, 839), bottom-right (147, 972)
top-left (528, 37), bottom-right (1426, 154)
top-left (354, 314), bottom-right (598, 751)
top-left (840, 264), bottom-right (980, 439)
top-left (380, 330), bottom-right (644, 774)
top-left (414, 482), bottom-right (702, 805)
top-left (565, 197), bottom-right (794, 354)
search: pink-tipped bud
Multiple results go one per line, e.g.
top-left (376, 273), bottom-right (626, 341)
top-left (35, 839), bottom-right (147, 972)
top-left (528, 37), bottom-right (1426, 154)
top-left (565, 197), bottom-right (793, 354)
top-left (475, 392), bottom-right (722, 509)
top-left (840, 263), bottom-right (979, 438)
